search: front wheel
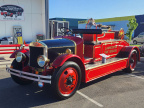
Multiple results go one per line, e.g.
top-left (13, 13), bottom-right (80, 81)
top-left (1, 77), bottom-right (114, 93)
top-left (11, 59), bottom-right (33, 85)
top-left (123, 49), bottom-right (138, 73)
top-left (133, 40), bottom-right (137, 44)
top-left (52, 61), bottom-right (81, 99)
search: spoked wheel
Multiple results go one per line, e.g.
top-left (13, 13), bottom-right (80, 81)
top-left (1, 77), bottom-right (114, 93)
top-left (123, 49), bottom-right (138, 73)
top-left (52, 61), bottom-right (81, 99)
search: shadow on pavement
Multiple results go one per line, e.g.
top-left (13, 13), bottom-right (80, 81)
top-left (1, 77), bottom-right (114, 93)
top-left (0, 61), bottom-right (144, 108)
top-left (0, 78), bottom-right (59, 108)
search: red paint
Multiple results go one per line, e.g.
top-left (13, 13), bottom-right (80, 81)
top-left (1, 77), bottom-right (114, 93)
top-left (83, 34), bottom-right (96, 41)
top-left (0, 44), bottom-right (29, 47)
top-left (84, 45), bottom-right (94, 58)
top-left (63, 36), bottom-right (84, 60)
top-left (52, 54), bottom-right (84, 68)
top-left (0, 52), bottom-right (14, 54)
top-left (83, 32), bottom-right (115, 42)
top-left (86, 58), bottom-right (128, 82)
top-left (58, 67), bottom-right (78, 95)
top-left (98, 32), bottom-right (115, 41)
top-left (0, 44), bottom-right (29, 55)
top-left (0, 49), bottom-right (17, 51)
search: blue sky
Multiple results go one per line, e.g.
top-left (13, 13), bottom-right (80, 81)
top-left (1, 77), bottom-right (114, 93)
top-left (49, 0), bottom-right (144, 19)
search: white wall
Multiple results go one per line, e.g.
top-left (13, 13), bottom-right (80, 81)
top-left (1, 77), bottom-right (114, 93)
top-left (0, 0), bottom-right (45, 42)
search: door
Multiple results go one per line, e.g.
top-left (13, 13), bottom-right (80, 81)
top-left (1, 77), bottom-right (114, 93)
top-left (137, 32), bottom-right (144, 43)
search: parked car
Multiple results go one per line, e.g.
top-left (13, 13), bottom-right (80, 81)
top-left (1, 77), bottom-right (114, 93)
top-left (133, 32), bottom-right (144, 44)
top-left (0, 36), bottom-right (13, 44)
top-left (6, 28), bottom-right (140, 99)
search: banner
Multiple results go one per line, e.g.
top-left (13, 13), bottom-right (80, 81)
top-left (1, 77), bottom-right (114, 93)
top-left (0, 5), bottom-right (24, 21)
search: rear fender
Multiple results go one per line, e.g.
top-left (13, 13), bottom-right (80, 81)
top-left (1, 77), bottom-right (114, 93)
top-left (117, 46), bottom-right (140, 67)
top-left (52, 54), bottom-right (86, 82)
top-left (10, 49), bottom-right (29, 58)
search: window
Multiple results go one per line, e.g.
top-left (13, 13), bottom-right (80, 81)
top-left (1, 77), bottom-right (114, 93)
top-left (139, 32), bottom-right (144, 35)
top-left (138, 35), bottom-right (144, 38)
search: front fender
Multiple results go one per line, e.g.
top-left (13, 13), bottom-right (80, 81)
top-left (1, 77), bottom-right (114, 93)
top-left (10, 49), bottom-right (29, 58)
top-left (52, 54), bottom-right (86, 82)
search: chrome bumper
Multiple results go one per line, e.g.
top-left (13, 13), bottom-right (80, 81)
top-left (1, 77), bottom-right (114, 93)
top-left (6, 65), bottom-right (52, 84)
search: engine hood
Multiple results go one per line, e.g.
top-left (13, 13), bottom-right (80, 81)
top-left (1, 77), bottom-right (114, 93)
top-left (40, 38), bottom-right (75, 48)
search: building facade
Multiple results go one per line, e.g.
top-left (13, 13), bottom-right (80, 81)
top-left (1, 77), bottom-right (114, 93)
top-left (0, 0), bottom-right (46, 43)
top-left (78, 15), bottom-right (144, 38)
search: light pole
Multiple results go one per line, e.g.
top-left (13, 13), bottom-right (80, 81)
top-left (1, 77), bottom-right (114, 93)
top-left (45, 0), bottom-right (49, 39)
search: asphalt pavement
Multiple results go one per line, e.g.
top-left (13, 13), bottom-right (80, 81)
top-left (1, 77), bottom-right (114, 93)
top-left (0, 57), bottom-right (144, 108)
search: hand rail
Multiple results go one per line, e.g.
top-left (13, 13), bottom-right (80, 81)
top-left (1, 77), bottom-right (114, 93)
top-left (0, 44), bottom-right (29, 54)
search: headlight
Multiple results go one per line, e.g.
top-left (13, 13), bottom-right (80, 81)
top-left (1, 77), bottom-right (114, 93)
top-left (37, 55), bottom-right (49, 67)
top-left (16, 52), bottom-right (26, 62)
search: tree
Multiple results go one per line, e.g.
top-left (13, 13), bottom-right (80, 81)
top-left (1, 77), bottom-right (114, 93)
top-left (126, 18), bottom-right (138, 42)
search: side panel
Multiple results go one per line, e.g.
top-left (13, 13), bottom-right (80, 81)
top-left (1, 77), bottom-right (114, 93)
top-left (86, 58), bottom-right (128, 82)
top-left (98, 32), bottom-right (115, 41)
top-left (102, 41), bottom-right (120, 58)
top-left (94, 45), bottom-right (102, 58)
top-left (84, 45), bottom-right (94, 58)
top-left (52, 54), bottom-right (84, 68)
top-left (83, 34), bottom-right (96, 41)
top-left (64, 36), bottom-right (84, 59)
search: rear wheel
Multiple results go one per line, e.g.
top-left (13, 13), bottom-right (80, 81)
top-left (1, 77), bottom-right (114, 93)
top-left (123, 50), bottom-right (138, 73)
top-left (11, 59), bottom-right (33, 85)
top-left (52, 61), bottom-right (81, 99)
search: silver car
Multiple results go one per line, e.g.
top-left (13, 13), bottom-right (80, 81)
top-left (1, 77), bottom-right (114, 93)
top-left (133, 32), bottom-right (144, 44)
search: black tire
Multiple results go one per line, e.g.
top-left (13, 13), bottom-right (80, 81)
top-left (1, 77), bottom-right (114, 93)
top-left (11, 59), bottom-right (33, 85)
top-left (133, 40), bottom-right (137, 44)
top-left (52, 61), bottom-right (81, 99)
top-left (123, 50), bottom-right (138, 73)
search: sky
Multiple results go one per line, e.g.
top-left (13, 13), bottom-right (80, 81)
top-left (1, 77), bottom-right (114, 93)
top-left (49, 0), bottom-right (144, 19)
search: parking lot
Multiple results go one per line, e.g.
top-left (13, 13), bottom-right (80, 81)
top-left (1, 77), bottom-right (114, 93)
top-left (0, 58), bottom-right (144, 108)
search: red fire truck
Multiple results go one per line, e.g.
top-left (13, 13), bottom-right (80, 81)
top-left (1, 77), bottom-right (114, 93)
top-left (6, 28), bottom-right (140, 99)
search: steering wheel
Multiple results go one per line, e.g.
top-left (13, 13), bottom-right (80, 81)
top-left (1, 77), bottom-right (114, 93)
top-left (60, 27), bottom-right (73, 36)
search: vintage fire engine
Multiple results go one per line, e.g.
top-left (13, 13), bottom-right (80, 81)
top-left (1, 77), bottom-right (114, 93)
top-left (6, 28), bottom-right (140, 99)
